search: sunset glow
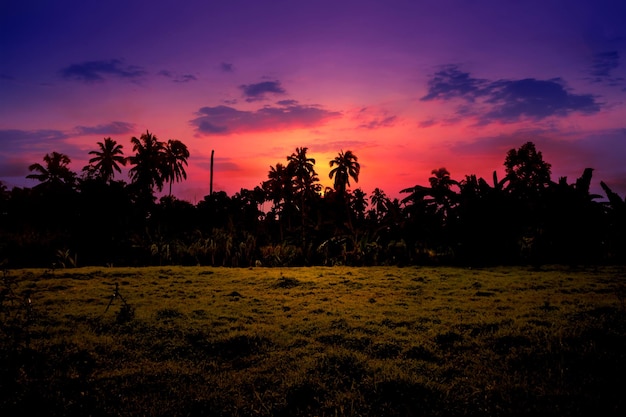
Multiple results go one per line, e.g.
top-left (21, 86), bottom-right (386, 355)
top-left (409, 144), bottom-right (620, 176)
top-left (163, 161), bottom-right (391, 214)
top-left (1, 0), bottom-right (625, 201)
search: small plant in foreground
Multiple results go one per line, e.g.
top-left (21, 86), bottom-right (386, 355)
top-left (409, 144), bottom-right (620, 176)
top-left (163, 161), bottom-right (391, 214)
top-left (100, 282), bottom-right (134, 324)
top-left (55, 248), bottom-right (78, 268)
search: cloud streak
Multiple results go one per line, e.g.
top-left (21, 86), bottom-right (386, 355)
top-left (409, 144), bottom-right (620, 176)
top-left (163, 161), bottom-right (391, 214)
top-left (422, 65), bottom-right (602, 125)
top-left (359, 116), bottom-right (397, 129)
top-left (1, 122), bottom-right (136, 153)
top-left (158, 70), bottom-right (197, 83)
top-left (587, 51), bottom-right (624, 87)
top-left (190, 101), bottom-right (341, 135)
top-left (0, 129), bottom-right (69, 152)
top-left (60, 59), bottom-right (147, 83)
top-left (589, 51), bottom-right (620, 78)
top-left (74, 121), bottom-right (136, 136)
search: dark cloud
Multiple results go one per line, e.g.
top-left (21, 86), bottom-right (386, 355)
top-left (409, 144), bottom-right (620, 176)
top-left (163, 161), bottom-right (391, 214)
top-left (1, 74), bottom-right (15, 81)
top-left (74, 121), bottom-right (136, 136)
top-left (422, 65), bottom-right (602, 125)
top-left (190, 102), bottom-right (341, 135)
top-left (480, 78), bottom-right (601, 124)
top-left (276, 99), bottom-right (299, 106)
top-left (418, 119), bottom-right (436, 128)
top-left (158, 70), bottom-right (197, 83)
top-left (239, 81), bottom-right (286, 102)
top-left (421, 65), bottom-right (491, 101)
top-left (359, 116), bottom-right (397, 129)
top-left (220, 62), bottom-right (235, 73)
top-left (60, 59), bottom-right (147, 83)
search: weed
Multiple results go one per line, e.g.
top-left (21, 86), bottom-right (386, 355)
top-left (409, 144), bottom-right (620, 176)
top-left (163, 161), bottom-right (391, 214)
top-left (55, 248), bottom-right (78, 268)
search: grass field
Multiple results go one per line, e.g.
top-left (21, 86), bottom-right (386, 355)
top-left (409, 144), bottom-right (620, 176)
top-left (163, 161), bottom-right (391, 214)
top-left (2, 265), bottom-right (625, 416)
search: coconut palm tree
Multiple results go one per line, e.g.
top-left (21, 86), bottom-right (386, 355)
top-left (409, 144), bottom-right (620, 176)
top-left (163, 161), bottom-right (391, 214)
top-left (329, 150), bottom-right (360, 197)
top-left (27, 152), bottom-right (76, 189)
top-left (287, 147), bottom-right (319, 196)
top-left (328, 150), bottom-right (361, 232)
top-left (163, 139), bottom-right (190, 196)
top-left (263, 163), bottom-right (296, 239)
top-left (287, 147), bottom-right (321, 243)
top-left (370, 188), bottom-right (390, 220)
top-left (350, 188), bottom-right (368, 223)
top-left (428, 167), bottom-right (459, 222)
top-left (85, 138), bottom-right (126, 183)
top-left (127, 131), bottom-right (166, 203)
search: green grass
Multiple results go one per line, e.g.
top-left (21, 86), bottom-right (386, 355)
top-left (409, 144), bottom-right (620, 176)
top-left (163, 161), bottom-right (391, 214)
top-left (2, 265), bottom-right (625, 416)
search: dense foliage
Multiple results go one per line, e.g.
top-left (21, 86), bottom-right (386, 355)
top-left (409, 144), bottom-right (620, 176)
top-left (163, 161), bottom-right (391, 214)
top-left (1, 136), bottom-right (625, 267)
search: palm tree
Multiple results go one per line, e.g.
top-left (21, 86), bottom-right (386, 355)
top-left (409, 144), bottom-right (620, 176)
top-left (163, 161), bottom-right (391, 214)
top-left (328, 150), bottom-right (360, 232)
top-left (85, 138), bottom-right (126, 182)
top-left (263, 163), bottom-right (296, 240)
top-left (27, 152), bottom-right (76, 189)
top-left (350, 188), bottom-right (368, 223)
top-left (287, 147), bottom-right (318, 196)
top-left (287, 147), bottom-right (320, 243)
top-left (428, 167), bottom-right (459, 222)
top-left (428, 167), bottom-right (457, 190)
top-left (370, 188), bottom-right (390, 220)
top-left (329, 150), bottom-right (360, 197)
top-left (163, 139), bottom-right (190, 196)
top-left (127, 131), bottom-right (166, 202)
top-left (264, 163), bottom-right (294, 210)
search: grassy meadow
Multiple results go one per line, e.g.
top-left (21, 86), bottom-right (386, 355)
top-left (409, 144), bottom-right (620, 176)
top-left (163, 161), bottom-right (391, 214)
top-left (1, 265), bottom-right (625, 416)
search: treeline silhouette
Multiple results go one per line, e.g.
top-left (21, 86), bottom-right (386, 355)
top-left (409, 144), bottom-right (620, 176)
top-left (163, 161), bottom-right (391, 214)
top-left (0, 133), bottom-right (624, 267)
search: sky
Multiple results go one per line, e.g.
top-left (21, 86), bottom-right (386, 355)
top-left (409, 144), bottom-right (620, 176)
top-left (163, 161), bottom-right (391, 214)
top-left (1, 0), bottom-right (625, 203)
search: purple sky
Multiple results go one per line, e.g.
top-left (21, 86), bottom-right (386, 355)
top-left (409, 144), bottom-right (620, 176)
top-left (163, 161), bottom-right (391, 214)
top-left (1, 0), bottom-right (625, 202)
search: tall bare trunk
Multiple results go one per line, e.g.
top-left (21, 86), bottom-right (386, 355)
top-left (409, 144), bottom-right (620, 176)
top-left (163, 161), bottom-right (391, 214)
top-left (210, 149), bottom-right (214, 195)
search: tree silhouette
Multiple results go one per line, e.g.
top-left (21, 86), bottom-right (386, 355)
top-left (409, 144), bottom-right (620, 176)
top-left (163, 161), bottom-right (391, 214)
top-left (263, 163), bottom-right (296, 240)
top-left (163, 139), bottom-right (190, 196)
top-left (350, 188), bottom-right (368, 223)
top-left (27, 152), bottom-right (76, 189)
top-left (328, 150), bottom-right (361, 232)
top-left (287, 147), bottom-right (320, 248)
top-left (600, 180), bottom-right (626, 261)
top-left (370, 188), bottom-right (390, 221)
top-left (539, 168), bottom-right (606, 263)
top-left (287, 147), bottom-right (316, 187)
top-left (329, 150), bottom-right (360, 196)
top-left (504, 141), bottom-right (551, 197)
top-left (287, 147), bottom-right (321, 204)
top-left (127, 131), bottom-right (166, 204)
top-left (4, 137), bottom-right (625, 267)
top-left (84, 138), bottom-right (126, 183)
top-left (428, 167), bottom-right (459, 224)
